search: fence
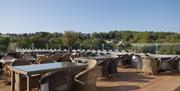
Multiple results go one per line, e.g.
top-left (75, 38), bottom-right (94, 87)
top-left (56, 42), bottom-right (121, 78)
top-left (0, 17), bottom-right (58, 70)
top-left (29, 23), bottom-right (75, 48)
top-left (131, 43), bottom-right (180, 55)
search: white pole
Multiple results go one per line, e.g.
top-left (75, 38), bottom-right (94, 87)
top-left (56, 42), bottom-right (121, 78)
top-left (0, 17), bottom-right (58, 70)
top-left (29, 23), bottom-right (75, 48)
top-left (102, 43), bottom-right (104, 50)
top-left (155, 43), bottom-right (158, 54)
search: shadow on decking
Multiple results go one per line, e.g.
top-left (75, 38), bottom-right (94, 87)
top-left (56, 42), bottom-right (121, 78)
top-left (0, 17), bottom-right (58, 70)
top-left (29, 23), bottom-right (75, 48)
top-left (97, 85), bottom-right (140, 91)
top-left (106, 71), bottom-right (155, 83)
top-left (0, 71), bottom-right (4, 81)
top-left (174, 86), bottom-right (180, 91)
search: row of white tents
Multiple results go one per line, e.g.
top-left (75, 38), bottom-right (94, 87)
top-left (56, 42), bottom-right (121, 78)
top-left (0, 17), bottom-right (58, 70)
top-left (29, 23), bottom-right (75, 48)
top-left (15, 48), bottom-right (129, 54)
top-left (14, 48), bottom-right (180, 58)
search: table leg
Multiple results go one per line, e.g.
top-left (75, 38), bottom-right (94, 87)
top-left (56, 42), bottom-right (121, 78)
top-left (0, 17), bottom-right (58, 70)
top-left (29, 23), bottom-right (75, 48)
top-left (27, 75), bottom-right (32, 91)
top-left (11, 71), bottom-right (15, 91)
top-left (16, 74), bottom-right (23, 91)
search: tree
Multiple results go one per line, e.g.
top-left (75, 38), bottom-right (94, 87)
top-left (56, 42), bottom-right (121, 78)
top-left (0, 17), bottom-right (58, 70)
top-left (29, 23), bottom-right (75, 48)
top-left (73, 39), bottom-right (83, 49)
top-left (91, 38), bottom-right (105, 49)
top-left (82, 39), bottom-right (92, 49)
top-left (62, 31), bottom-right (78, 51)
top-left (121, 31), bottom-right (133, 41)
top-left (0, 37), bottom-right (10, 51)
top-left (49, 37), bottom-right (62, 49)
top-left (118, 42), bottom-right (132, 50)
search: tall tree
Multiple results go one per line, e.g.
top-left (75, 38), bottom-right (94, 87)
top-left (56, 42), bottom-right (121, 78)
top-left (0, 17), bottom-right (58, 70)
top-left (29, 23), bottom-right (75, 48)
top-left (62, 31), bottom-right (78, 51)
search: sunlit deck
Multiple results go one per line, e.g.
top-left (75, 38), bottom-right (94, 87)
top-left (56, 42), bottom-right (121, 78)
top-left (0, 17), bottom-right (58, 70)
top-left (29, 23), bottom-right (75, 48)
top-left (1, 67), bottom-right (179, 91)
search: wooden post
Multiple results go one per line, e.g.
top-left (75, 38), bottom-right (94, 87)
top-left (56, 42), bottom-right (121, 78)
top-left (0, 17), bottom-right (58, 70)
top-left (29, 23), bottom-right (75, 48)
top-left (27, 75), bottom-right (32, 91)
top-left (11, 71), bottom-right (15, 91)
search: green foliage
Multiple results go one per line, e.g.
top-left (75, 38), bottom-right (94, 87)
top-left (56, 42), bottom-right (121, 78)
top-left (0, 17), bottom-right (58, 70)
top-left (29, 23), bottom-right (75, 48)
top-left (158, 44), bottom-right (175, 54)
top-left (118, 42), bottom-right (132, 50)
top-left (2, 30), bottom-right (180, 54)
top-left (62, 31), bottom-right (78, 50)
top-left (91, 38), bottom-right (105, 49)
top-left (49, 37), bottom-right (62, 49)
top-left (73, 39), bottom-right (83, 49)
top-left (0, 37), bottom-right (10, 51)
top-left (82, 39), bottom-right (92, 49)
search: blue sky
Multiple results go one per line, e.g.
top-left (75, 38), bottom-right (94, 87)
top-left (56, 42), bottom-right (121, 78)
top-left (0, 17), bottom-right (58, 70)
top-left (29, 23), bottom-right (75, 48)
top-left (0, 0), bottom-right (180, 34)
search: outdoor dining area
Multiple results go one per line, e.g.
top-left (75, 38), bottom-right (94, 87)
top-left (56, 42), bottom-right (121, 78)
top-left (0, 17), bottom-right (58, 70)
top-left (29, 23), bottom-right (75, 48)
top-left (0, 50), bottom-right (180, 91)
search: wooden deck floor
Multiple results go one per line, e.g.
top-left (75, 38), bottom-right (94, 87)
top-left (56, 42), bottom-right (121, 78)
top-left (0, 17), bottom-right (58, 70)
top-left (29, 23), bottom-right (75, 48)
top-left (97, 68), bottom-right (180, 91)
top-left (0, 67), bottom-right (180, 91)
top-left (136, 74), bottom-right (180, 91)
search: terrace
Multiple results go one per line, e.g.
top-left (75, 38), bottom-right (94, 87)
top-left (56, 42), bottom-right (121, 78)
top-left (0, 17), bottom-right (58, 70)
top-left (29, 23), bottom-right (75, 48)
top-left (0, 50), bottom-right (179, 91)
top-left (1, 68), bottom-right (180, 91)
top-left (1, 0), bottom-right (180, 91)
